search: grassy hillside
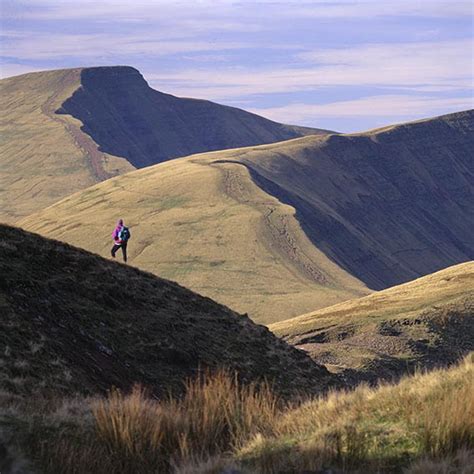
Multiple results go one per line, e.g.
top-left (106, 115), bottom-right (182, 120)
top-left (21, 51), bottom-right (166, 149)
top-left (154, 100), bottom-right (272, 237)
top-left (236, 354), bottom-right (474, 473)
top-left (0, 66), bottom-right (328, 223)
top-left (0, 223), bottom-right (333, 399)
top-left (0, 68), bottom-right (134, 222)
top-left (19, 152), bottom-right (369, 324)
top-left (20, 110), bottom-right (473, 323)
top-left (271, 262), bottom-right (474, 382)
top-left (2, 354), bottom-right (473, 473)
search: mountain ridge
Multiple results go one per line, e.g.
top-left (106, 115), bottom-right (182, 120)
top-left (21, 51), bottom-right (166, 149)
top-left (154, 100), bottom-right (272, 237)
top-left (19, 109), bottom-right (473, 323)
top-left (234, 109), bottom-right (474, 289)
top-left (0, 66), bottom-right (330, 222)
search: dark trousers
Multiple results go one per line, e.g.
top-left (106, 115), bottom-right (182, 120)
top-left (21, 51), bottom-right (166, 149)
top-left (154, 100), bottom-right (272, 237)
top-left (111, 242), bottom-right (127, 262)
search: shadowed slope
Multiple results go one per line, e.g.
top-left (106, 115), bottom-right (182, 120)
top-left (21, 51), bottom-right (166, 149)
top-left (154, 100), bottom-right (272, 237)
top-left (19, 154), bottom-right (369, 324)
top-left (235, 109), bottom-right (474, 290)
top-left (270, 262), bottom-right (474, 383)
top-left (58, 66), bottom-right (329, 168)
top-left (0, 66), bottom-right (328, 222)
top-left (0, 224), bottom-right (332, 398)
top-left (20, 111), bottom-right (473, 323)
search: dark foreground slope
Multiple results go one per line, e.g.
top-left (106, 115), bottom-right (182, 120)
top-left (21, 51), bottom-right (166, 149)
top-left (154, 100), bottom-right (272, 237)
top-left (0, 66), bottom-right (328, 222)
top-left (0, 224), bottom-right (331, 398)
top-left (271, 262), bottom-right (474, 384)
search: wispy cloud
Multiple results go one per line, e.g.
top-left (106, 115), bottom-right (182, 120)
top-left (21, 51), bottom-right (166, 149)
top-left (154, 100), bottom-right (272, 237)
top-left (5, 0), bottom-right (472, 21)
top-left (147, 39), bottom-right (473, 100)
top-left (275, 0), bottom-right (473, 19)
top-left (2, 30), bottom-right (254, 60)
top-left (1, 0), bottom-right (473, 131)
top-left (250, 95), bottom-right (474, 127)
top-left (2, 0), bottom-right (262, 30)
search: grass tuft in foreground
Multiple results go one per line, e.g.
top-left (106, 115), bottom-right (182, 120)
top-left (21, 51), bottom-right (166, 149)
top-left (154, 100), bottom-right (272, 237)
top-left (237, 353), bottom-right (474, 473)
top-left (92, 370), bottom-right (278, 471)
top-left (1, 357), bottom-right (473, 473)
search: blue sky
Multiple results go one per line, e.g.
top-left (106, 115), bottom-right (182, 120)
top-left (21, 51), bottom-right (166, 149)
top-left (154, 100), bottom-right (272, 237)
top-left (1, 0), bottom-right (473, 132)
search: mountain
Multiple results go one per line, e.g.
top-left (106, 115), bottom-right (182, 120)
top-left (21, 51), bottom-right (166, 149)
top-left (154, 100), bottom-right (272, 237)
top-left (270, 262), bottom-right (474, 383)
top-left (236, 109), bottom-right (474, 291)
top-left (19, 110), bottom-right (473, 323)
top-left (18, 152), bottom-right (369, 325)
top-left (0, 224), bottom-right (332, 398)
top-left (0, 66), bottom-right (329, 223)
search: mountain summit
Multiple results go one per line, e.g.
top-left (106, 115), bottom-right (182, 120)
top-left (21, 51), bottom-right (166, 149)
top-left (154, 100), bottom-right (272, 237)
top-left (57, 66), bottom-right (326, 168)
top-left (0, 66), bottom-right (328, 222)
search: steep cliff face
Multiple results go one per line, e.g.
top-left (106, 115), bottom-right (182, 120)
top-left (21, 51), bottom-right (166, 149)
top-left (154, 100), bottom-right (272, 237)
top-left (240, 110), bottom-right (474, 289)
top-left (57, 66), bottom-right (327, 168)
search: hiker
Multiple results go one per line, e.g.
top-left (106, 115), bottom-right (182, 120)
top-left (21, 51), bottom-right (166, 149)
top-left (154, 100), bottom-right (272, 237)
top-left (111, 219), bottom-right (131, 262)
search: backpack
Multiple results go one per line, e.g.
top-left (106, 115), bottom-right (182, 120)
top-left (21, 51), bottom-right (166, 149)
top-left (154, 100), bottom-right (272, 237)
top-left (118, 226), bottom-right (130, 242)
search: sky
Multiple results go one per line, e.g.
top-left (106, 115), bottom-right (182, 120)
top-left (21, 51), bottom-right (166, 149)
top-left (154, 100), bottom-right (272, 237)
top-left (1, 0), bottom-right (473, 132)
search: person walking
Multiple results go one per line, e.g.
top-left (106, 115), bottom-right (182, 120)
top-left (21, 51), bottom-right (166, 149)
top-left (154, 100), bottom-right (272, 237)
top-left (111, 219), bottom-right (131, 262)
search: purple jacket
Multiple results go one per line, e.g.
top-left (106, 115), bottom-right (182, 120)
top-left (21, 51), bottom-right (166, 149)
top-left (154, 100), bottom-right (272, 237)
top-left (112, 219), bottom-right (124, 243)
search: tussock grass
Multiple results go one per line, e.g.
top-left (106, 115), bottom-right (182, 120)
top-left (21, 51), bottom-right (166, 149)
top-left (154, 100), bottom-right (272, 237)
top-left (2, 357), bottom-right (473, 473)
top-left (2, 370), bottom-right (278, 473)
top-left (92, 370), bottom-right (278, 471)
top-left (93, 386), bottom-right (165, 471)
top-left (238, 353), bottom-right (474, 473)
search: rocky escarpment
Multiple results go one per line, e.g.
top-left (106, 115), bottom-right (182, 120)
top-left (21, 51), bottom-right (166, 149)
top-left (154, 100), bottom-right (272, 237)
top-left (270, 262), bottom-right (474, 385)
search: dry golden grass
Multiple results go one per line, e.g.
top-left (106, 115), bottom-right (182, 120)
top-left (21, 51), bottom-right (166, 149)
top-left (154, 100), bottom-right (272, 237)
top-left (93, 387), bottom-right (165, 469)
top-left (271, 261), bottom-right (474, 337)
top-left (92, 370), bottom-right (278, 470)
top-left (2, 370), bottom-right (279, 473)
top-left (237, 353), bottom-right (474, 473)
top-left (2, 356), bottom-right (473, 473)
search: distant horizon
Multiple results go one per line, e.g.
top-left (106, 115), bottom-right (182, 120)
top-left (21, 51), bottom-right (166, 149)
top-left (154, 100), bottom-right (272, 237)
top-left (2, 0), bottom-right (473, 132)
